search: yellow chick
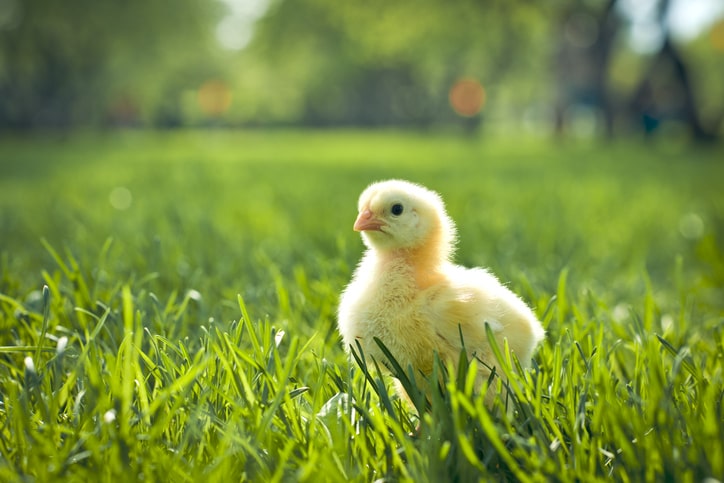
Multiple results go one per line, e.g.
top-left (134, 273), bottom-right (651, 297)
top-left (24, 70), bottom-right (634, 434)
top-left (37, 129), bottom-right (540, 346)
top-left (337, 179), bottom-right (545, 406)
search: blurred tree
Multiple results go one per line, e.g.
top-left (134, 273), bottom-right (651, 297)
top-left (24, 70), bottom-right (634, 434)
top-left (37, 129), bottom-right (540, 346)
top-left (0, 0), bottom-right (221, 127)
top-left (0, 0), bottom-right (720, 141)
top-left (627, 0), bottom-right (721, 141)
top-left (552, 0), bottom-right (620, 138)
top-left (243, 0), bottom-right (551, 128)
top-left (682, 19), bottom-right (724, 137)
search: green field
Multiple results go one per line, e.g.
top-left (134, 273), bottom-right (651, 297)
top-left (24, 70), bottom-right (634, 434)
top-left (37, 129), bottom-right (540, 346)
top-left (1, 130), bottom-right (723, 481)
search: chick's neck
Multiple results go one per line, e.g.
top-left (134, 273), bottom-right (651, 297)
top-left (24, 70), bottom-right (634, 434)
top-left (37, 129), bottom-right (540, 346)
top-left (377, 241), bottom-right (447, 291)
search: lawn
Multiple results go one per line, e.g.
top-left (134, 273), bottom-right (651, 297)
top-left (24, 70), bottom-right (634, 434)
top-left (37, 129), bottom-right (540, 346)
top-left (0, 129), bottom-right (722, 481)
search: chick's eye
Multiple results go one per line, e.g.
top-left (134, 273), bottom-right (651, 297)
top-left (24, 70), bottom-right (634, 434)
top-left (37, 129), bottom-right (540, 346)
top-left (391, 203), bottom-right (404, 216)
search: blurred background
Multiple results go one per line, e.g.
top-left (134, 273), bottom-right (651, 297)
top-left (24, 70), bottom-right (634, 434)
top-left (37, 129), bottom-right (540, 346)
top-left (1, 0), bottom-right (723, 142)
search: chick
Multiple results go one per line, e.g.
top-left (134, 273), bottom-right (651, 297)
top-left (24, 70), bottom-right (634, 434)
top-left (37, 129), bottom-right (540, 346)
top-left (337, 179), bottom-right (544, 406)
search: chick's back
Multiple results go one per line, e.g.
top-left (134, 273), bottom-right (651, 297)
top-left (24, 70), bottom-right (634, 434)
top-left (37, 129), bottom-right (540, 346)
top-left (432, 263), bottom-right (545, 372)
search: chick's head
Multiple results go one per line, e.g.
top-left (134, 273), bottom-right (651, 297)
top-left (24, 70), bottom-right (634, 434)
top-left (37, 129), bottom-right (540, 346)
top-left (354, 180), bottom-right (456, 259)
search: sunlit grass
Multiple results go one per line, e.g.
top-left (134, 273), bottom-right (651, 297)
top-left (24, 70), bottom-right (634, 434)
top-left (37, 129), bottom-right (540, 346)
top-left (0, 130), bottom-right (722, 481)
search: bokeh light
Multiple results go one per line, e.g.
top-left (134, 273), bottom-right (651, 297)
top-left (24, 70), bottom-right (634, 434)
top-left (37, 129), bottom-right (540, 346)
top-left (108, 95), bottom-right (139, 125)
top-left (449, 78), bottom-right (486, 117)
top-left (216, 0), bottom-right (269, 50)
top-left (216, 16), bottom-right (254, 51)
top-left (109, 187), bottom-right (132, 211)
top-left (198, 80), bottom-right (233, 117)
top-left (710, 19), bottom-right (724, 52)
top-left (678, 212), bottom-right (704, 240)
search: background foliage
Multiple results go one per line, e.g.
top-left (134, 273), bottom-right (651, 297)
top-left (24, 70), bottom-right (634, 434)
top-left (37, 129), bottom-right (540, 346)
top-left (1, 0), bottom-right (723, 140)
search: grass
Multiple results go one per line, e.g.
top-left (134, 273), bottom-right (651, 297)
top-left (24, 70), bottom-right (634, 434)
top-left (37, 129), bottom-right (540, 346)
top-left (0, 129), bottom-right (722, 481)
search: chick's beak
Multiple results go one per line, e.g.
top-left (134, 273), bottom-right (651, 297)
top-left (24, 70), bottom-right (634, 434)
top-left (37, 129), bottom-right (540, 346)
top-left (354, 208), bottom-right (385, 232)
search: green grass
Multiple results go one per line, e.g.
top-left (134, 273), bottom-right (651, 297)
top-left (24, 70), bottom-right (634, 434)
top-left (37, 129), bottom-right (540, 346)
top-left (0, 129), bottom-right (723, 481)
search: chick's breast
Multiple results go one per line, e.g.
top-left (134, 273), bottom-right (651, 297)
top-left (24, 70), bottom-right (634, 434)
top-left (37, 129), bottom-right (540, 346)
top-left (337, 256), bottom-right (440, 375)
